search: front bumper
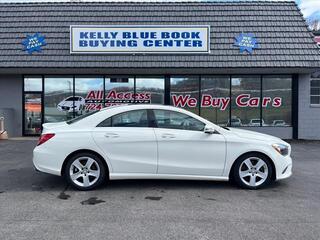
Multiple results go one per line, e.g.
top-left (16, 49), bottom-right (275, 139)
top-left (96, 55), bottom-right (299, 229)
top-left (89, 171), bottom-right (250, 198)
top-left (275, 155), bottom-right (292, 180)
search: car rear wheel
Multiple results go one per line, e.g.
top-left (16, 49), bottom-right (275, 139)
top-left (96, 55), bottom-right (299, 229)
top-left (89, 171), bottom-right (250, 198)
top-left (233, 153), bottom-right (273, 190)
top-left (65, 153), bottom-right (106, 190)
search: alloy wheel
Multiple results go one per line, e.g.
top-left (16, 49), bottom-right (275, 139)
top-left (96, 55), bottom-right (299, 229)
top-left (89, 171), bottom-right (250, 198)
top-left (69, 157), bottom-right (101, 187)
top-left (239, 157), bottom-right (268, 187)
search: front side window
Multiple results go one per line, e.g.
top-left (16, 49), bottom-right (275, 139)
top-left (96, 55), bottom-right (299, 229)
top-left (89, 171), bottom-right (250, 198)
top-left (311, 79), bottom-right (320, 106)
top-left (98, 110), bottom-right (148, 128)
top-left (153, 110), bottom-right (205, 131)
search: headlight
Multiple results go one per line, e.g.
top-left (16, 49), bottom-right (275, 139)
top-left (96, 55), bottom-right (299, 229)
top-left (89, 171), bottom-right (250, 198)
top-left (272, 143), bottom-right (289, 156)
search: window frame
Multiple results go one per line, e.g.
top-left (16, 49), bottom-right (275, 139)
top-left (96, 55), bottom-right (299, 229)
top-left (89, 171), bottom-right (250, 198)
top-left (310, 78), bottom-right (320, 107)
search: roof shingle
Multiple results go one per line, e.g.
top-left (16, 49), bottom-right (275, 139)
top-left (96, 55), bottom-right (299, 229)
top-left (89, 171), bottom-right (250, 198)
top-left (0, 1), bottom-right (319, 70)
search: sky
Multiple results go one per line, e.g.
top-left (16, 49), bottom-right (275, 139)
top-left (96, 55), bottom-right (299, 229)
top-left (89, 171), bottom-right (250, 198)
top-left (0, 0), bottom-right (319, 22)
top-left (297, 0), bottom-right (320, 21)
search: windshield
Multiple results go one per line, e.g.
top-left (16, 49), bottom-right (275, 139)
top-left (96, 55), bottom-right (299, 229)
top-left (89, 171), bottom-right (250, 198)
top-left (65, 97), bottom-right (80, 101)
top-left (66, 110), bottom-right (99, 124)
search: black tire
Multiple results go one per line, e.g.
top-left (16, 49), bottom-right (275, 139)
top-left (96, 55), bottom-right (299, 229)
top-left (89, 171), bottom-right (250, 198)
top-left (64, 152), bottom-right (107, 191)
top-left (232, 153), bottom-right (273, 190)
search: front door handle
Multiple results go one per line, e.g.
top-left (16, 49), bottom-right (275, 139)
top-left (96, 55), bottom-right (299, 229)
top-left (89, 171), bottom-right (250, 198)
top-left (104, 133), bottom-right (119, 138)
top-left (161, 133), bottom-right (176, 139)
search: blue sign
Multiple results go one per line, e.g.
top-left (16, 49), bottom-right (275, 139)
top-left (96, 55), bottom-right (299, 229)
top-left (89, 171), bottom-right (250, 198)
top-left (234, 33), bottom-right (258, 54)
top-left (22, 33), bottom-right (46, 54)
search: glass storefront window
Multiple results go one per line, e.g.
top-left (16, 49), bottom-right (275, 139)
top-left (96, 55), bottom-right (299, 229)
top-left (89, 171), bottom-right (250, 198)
top-left (24, 93), bottom-right (42, 135)
top-left (262, 76), bottom-right (292, 126)
top-left (23, 74), bottom-right (294, 135)
top-left (231, 76), bottom-right (261, 127)
top-left (136, 77), bottom-right (165, 104)
top-left (44, 76), bottom-right (73, 123)
top-left (200, 76), bottom-right (230, 126)
top-left (170, 76), bottom-right (200, 114)
top-left (105, 76), bottom-right (134, 107)
top-left (75, 76), bottom-right (104, 115)
top-left (24, 76), bottom-right (42, 92)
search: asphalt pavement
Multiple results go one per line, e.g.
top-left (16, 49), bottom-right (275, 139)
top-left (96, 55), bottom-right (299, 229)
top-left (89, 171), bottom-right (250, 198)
top-left (0, 139), bottom-right (319, 240)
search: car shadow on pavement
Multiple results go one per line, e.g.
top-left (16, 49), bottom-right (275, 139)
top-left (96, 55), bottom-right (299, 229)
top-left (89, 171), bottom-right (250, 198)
top-left (31, 172), bottom-right (284, 193)
top-left (1, 168), bottom-right (286, 196)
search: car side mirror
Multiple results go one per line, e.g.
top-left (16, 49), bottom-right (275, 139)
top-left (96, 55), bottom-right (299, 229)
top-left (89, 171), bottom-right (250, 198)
top-left (204, 125), bottom-right (218, 134)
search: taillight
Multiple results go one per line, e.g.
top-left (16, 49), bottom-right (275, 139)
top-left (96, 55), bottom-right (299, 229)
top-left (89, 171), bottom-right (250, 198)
top-left (37, 133), bottom-right (55, 146)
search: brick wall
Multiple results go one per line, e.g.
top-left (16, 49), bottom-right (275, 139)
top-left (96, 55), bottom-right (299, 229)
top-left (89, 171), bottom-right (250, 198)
top-left (299, 74), bottom-right (320, 140)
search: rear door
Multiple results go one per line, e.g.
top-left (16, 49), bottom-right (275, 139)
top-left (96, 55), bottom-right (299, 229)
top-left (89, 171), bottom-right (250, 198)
top-left (92, 109), bottom-right (158, 174)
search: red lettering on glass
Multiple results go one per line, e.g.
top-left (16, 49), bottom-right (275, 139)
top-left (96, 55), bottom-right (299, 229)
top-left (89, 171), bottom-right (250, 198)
top-left (171, 94), bottom-right (191, 107)
top-left (262, 97), bottom-right (271, 107)
top-left (272, 97), bottom-right (282, 107)
top-left (236, 94), bottom-right (250, 107)
top-left (248, 97), bottom-right (259, 107)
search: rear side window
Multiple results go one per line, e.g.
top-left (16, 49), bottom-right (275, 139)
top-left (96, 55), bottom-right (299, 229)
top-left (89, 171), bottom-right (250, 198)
top-left (66, 110), bottom-right (98, 125)
top-left (97, 110), bottom-right (149, 128)
top-left (153, 109), bottom-right (205, 131)
top-left (98, 117), bottom-right (112, 127)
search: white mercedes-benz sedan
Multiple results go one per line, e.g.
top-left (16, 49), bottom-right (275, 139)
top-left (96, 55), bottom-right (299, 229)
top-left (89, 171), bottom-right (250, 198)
top-left (33, 104), bottom-right (292, 190)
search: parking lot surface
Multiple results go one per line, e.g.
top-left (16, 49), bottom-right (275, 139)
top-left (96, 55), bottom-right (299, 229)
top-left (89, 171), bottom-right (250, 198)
top-left (0, 139), bottom-right (319, 240)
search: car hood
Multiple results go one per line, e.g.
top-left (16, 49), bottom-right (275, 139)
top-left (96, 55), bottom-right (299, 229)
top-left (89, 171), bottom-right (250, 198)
top-left (58, 101), bottom-right (73, 107)
top-left (227, 127), bottom-right (286, 144)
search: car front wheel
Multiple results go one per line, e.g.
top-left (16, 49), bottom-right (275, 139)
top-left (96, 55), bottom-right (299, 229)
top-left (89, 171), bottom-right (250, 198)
top-left (233, 153), bottom-right (273, 190)
top-left (65, 153), bottom-right (106, 190)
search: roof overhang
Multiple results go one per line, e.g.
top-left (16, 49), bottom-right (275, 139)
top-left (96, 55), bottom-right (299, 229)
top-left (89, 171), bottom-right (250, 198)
top-left (0, 67), bottom-right (317, 75)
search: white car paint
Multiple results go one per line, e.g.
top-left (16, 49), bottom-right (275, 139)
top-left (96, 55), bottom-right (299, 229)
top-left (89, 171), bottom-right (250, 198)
top-left (33, 104), bottom-right (292, 188)
top-left (92, 127), bottom-right (158, 174)
top-left (154, 127), bottom-right (226, 176)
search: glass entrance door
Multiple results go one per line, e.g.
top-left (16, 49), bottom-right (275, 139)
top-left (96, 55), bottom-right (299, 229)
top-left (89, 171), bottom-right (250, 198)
top-left (24, 93), bottom-right (42, 135)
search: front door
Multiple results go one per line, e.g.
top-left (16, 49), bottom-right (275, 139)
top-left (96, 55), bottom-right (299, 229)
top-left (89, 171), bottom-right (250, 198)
top-left (152, 109), bottom-right (226, 176)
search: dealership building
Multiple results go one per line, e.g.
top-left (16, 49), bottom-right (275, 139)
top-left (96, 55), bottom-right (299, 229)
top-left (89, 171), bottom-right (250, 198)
top-left (0, 0), bottom-right (320, 139)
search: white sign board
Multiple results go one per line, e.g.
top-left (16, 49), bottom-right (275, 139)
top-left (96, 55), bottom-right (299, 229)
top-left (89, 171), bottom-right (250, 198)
top-left (70, 25), bottom-right (210, 54)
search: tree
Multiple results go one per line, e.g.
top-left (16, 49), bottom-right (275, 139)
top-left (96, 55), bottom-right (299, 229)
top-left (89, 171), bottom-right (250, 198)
top-left (308, 19), bottom-right (320, 31)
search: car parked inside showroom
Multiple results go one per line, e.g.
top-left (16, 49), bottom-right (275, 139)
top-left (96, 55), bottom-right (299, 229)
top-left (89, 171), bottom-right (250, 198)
top-left (227, 117), bottom-right (242, 127)
top-left (57, 96), bottom-right (85, 114)
top-left (272, 120), bottom-right (287, 127)
top-left (249, 119), bottom-right (266, 126)
top-left (33, 104), bottom-right (292, 190)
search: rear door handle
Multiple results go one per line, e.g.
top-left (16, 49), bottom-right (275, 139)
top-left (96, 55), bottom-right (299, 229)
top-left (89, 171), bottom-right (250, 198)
top-left (104, 133), bottom-right (119, 138)
top-left (161, 133), bottom-right (176, 139)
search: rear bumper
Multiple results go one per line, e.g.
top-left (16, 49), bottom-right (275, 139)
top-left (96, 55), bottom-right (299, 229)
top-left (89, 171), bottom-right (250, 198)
top-left (33, 147), bottom-right (62, 176)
